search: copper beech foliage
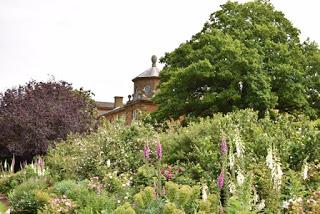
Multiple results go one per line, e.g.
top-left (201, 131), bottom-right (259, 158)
top-left (0, 80), bottom-right (96, 161)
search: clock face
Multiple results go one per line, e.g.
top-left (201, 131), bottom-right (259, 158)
top-left (143, 85), bottom-right (152, 95)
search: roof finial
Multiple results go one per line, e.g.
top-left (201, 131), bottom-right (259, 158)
top-left (151, 55), bottom-right (157, 67)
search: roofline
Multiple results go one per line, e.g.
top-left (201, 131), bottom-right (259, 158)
top-left (132, 76), bottom-right (160, 82)
top-left (99, 99), bottom-right (154, 117)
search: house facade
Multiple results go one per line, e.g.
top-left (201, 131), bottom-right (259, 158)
top-left (96, 55), bottom-right (160, 124)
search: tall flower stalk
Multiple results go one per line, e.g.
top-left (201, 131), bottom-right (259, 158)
top-left (156, 142), bottom-right (162, 160)
top-left (217, 170), bottom-right (225, 189)
top-left (266, 146), bottom-right (283, 191)
top-left (217, 136), bottom-right (228, 209)
top-left (220, 137), bottom-right (228, 156)
top-left (155, 140), bottom-right (163, 197)
top-left (143, 144), bottom-right (150, 160)
top-left (10, 155), bottom-right (15, 173)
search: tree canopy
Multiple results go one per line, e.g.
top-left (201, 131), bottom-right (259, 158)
top-left (152, 0), bottom-right (320, 122)
top-left (0, 80), bottom-right (96, 161)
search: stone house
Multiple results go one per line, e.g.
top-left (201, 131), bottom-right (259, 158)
top-left (96, 55), bottom-right (160, 124)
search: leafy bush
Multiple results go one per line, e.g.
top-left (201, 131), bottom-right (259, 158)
top-left (46, 120), bottom-right (157, 180)
top-left (0, 166), bottom-right (37, 194)
top-left (0, 201), bottom-right (7, 213)
top-left (113, 202), bottom-right (136, 214)
top-left (133, 186), bottom-right (164, 213)
top-left (52, 179), bottom-right (115, 213)
top-left (165, 181), bottom-right (200, 213)
top-left (161, 110), bottom-right (320, 183)
top-left (4, 109), bottom-right (320, 213)
top-left (8, 178), bottom-right (49, 213)
top-left (0, 80), bottom-right (96, 162)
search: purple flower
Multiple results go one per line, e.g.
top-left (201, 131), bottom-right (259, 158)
top-left (156, 142), bottom-right (162, 160)
top-left (217, 170), bottom-right (224, 189)
top-left (144, 145), bottom-right (150, 159)
top-left (220, 137), bottom-right (228, 155)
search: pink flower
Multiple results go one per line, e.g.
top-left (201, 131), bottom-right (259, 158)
top-left (166, 170), bottom-right (173, 181)
top-left (220, 137), bottom-right (228, 155)
top-left (144, 145), bottom-right (150, 159)
top-left (156, 142), bottom-right (162, 160)
top-left (217, 170), bottom-right (224, 189)
top-left (220, 207), bottom-right (225, 214)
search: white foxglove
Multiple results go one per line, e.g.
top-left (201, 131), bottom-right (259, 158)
top-left (236, 170), bottom-right (245, 185)
top-left (202, 184), bottom-right (208, 201)
top-left (266, 147), bottom-right (273, 170)
top-left (302, 163), bottom-right (308, 180)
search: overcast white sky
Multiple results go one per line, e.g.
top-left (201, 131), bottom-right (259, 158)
top-left (1, 0), bottom-right (319, 102)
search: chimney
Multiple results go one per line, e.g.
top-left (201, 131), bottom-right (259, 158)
top-left (114, 96), bottom-right (124, 108)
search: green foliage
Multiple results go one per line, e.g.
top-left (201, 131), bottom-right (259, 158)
top-left (163, 202), bottom-right (184, 214)
top-left (46, 120), bottom-right (157, 180)
top-left (52, 179), bottom-right (115, 213)
top-left (133, 186), bottom-right (164, 213)
top-left (165, 181), bottom-right (200, 213)
top-left (3, 109), bottom-right (320, 213)
top-left (161, 110), bottom-right (320, 182)
top-left (0, 167), bottom-right (34, 194)
top-left (0, 201), bottom-right (7, 213)
top-left (198, 194), bottom-right (220, 213)
top-left (134, 164), bottom-right (157, 187)
top-left (113, 202), bottom-right (136, 214)
top-left (8, 178), bottom-right (49, 214)
top-left (153, 0), bottom-right (320, 122)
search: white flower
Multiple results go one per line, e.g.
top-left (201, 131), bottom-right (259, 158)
top-left (266, 146), bottom-right (283, 191)
top-left (4, 160), bottom-right (7, 171)
top-left (302, 163), bottom-right (308, 180)
top-left (107, 159), bottom-right (111, 168)
top-left (272, 161), bottom-right (283, 191)
top-left (229, 182), bottom-right (236, 194)
top-left (266, 147), bottom-right (273, 170)
top-left (236, 170), bottom-right (245, 186)
top-left (256, 199), bottom-right (265, 211)
top-left (202, 184), bottom-right (208, 201)
top-left (234, 133), bottom-right (243, 157)
top-left (239, 81), bottom-right (243, 91)
top-left (229, 153), bottom-right (235, 170)
top-left (283, 200), bottom-right (290, 209)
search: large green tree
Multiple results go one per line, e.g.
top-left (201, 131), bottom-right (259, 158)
top-left (153, 0), bottom-right (320, 121)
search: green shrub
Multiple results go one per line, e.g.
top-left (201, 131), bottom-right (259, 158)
top-left (165, 181), bottom-right (200, 213)
top-left (113, 202), bottom-right (136, 214)
top-left (0, 201), bottom-right (7, 213)
top-left (52, 179), bottom-right (115, 213)
top-left (8, 178), bottom-right (49, 213)
top-left (46, 120), bottom-right (157, 181)
top-left (0, 166), bottom-right (37, 194)
top-left (133, 186), bottom-right (164, 213)
top-left (161, 110), bottom-right (320, 182)
top-left (163, 202), bottom-right (184, 214)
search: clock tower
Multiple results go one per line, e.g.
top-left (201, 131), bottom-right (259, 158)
top-left (98, 55), bottom-right (160, 124)
top-left (132, 55), bottom-right (160, 101)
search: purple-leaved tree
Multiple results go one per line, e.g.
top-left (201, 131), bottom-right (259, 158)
top-left (0, 80), bottom-right (96, 163)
